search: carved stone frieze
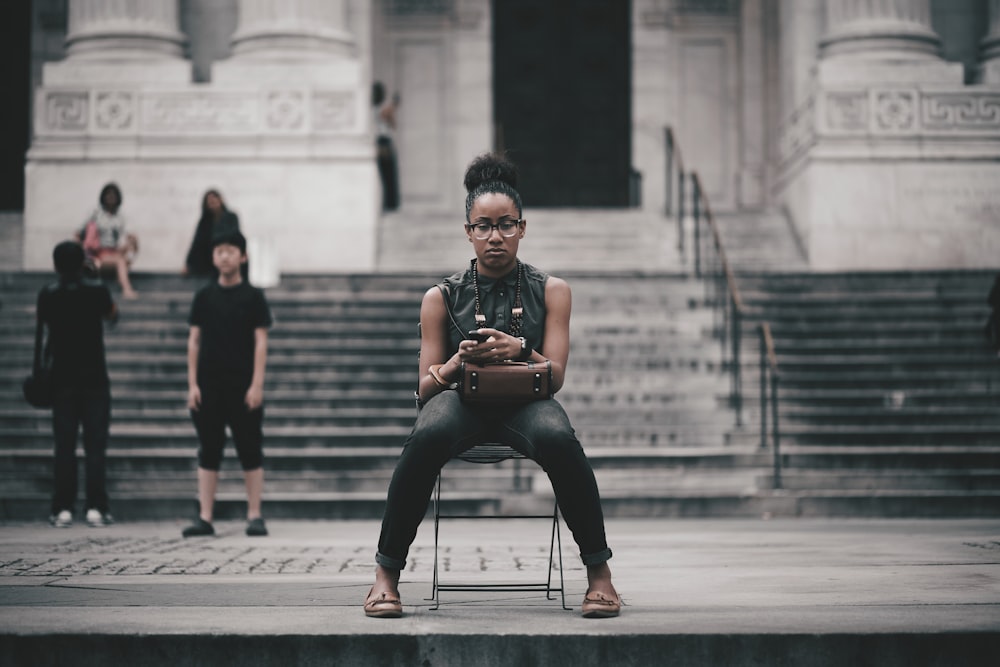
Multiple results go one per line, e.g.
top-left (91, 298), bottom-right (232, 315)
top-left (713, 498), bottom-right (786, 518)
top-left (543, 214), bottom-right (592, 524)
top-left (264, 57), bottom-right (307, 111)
top-left (266, 91), bottom-right (306, 132)
top-left (141, 91), bottom-right (259, 134)
top-left (312, 91), bottom-right (355, 132)
top-left (43, 91), bottom-right (89, 133)
top-left (816, 88), bottom-right (1000, 136)
top-left (922, 93), bottom-right (1000, 131)
top-left (824, 91), bottom-right (867, 133)
top-left (873, 90), bottom-right (917, 132)
top-left (94, 91), bottom-right (136, 132)
top-left (778, 98), bottom-right (815, 164)
top-left (36, 86), bottom-right (359, 138)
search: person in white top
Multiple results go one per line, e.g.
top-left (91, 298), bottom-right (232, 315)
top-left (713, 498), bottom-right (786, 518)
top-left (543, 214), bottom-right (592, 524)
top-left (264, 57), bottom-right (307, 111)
top-left (75, 182), bottom-right (139, 299)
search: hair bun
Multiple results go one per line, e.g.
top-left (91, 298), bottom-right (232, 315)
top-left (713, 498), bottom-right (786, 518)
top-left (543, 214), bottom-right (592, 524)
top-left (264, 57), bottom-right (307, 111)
top-left (463, 153), bottom-right (519, 194)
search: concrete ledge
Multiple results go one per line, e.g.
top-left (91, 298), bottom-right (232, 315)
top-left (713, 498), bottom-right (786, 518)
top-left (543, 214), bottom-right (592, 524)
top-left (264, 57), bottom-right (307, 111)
top-left (2, 632), bottom-right (999, 667)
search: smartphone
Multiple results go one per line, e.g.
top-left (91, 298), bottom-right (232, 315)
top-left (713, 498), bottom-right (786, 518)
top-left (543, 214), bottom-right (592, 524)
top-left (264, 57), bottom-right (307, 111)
top-left (468, 329), bottom-right (490, 343)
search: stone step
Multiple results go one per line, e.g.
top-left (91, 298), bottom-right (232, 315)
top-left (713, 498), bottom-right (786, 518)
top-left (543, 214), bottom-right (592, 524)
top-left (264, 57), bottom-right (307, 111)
top-left (756, 469), bottom-right (1000, 491)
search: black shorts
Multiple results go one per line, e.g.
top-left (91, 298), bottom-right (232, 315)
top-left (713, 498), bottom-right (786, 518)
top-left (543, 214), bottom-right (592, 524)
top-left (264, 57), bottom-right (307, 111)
top-left (190, 383), bottom-right (263, 471)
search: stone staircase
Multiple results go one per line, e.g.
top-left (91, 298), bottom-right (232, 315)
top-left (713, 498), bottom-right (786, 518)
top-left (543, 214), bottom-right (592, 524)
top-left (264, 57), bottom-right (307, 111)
top-left (736, 270), bottom-right (1000, 516)
top-left (0, 269), bottom-right (756, 521)
top-left (376, 208), bottom-right (683, 273)
top-left (712, 211), bottom-right (808, 273)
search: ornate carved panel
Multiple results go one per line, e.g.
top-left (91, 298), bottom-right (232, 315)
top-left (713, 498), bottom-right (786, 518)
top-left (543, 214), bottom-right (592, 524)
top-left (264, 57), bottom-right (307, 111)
top-left (814, 88), bottom-right (1000, 136)
top-left (922, 93), bottom-right (1000, 131)
top-left (94, 91), bottom-right (136, 132)
top-left (36, 86), bottom-right (360, 138)
top-left (43, 92), bottom-right (89, 133)
top-left (265, 91), bottom-right (306, 132)
top-left (824, 91), bottom-right (867, 133)
top-left (779, 98), bottom-right (816, 163)
top-left (312, 91), bottom-right (355, 132)
top-left (872, 90), bottom-right (917, 133)
top-left (140, 92), bottom-right (260, 134)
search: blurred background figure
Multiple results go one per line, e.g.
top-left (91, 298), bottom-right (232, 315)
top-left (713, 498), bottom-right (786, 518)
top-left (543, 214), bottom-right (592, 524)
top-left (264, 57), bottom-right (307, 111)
top-left (372, 81), bottom-right (400, 212)
top-left (185, 189), bottom-right (242, 279)
top-left (75, 182), bottom-right (139, 299)
top-left (38, 241), bottom-right (118, 528)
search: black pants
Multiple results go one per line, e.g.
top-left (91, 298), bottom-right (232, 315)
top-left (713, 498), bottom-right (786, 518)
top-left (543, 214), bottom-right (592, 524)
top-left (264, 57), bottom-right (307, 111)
top-left (376, 391), bottom-right (612, 570)
top-left (376, 136), bottom-right (399, 211)
top-left (51, 384), bottom-right (111, 514)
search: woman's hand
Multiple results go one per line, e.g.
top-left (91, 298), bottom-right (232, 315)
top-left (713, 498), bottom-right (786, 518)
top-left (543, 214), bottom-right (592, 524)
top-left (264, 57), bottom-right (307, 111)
top-left (459, 328), bottom-right (521, 363)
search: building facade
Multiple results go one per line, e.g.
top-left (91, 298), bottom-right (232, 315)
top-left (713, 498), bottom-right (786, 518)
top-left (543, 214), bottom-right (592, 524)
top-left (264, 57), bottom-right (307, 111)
top-left (23, 0), bottom-right (1000, 271)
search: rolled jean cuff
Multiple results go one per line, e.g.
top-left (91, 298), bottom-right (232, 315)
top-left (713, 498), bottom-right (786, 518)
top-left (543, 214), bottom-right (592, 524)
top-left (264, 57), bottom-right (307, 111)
top-left (375, 551), bottom-right (406, 571)
top-left (580, 548), bottom-right (613, 566)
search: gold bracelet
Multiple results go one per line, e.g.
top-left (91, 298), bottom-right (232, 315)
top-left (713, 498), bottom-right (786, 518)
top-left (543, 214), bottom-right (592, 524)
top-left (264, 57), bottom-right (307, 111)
top-left (428, 364), bottom-right (449, 387)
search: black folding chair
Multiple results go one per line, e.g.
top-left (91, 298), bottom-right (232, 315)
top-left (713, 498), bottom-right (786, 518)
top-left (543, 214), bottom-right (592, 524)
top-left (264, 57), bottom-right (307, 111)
top-left (428, 442), bottom-right (568, 610)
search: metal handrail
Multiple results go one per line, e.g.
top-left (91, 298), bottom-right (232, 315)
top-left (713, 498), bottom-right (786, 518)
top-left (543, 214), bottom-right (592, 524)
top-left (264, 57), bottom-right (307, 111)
top-left (664, 127), bottom-right (685, 253)
top-left (690, 170), bottom-right (745, 426)
top-left (758, 322), bottom-right (782, 489)
top-left (664, 127), bottom-right (783, 473)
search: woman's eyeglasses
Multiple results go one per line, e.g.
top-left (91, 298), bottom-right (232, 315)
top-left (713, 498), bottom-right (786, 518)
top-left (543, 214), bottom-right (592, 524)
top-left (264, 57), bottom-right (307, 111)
top-left (465, 219), bottom-right (524, 240)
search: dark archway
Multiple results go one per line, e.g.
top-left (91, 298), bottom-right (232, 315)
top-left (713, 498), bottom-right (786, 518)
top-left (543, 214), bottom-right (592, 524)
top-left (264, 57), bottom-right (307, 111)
top-left (0, 1), bottom-right (31, 210)
top-left (493, 0), bottom-right (632, 207)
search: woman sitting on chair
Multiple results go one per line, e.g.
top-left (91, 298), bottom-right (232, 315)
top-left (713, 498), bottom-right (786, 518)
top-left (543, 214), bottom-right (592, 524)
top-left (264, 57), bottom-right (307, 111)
top-left (365, 153), bottom-right (621, 619)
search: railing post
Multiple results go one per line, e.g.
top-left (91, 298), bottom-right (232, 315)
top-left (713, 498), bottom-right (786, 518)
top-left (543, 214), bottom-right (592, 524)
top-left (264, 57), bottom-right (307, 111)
top-left (677, 169), bottom-right (685, 258)
top-left (732, 303), bottom-right (742, 427)
top-left (771, 372), bottom-right (782, 490)
top-left (759, 326), bottom-right (767, 449)
top-left (693, 178), bottom-right (701, 277)
top-left (665, 128), bottom-right (673, 217)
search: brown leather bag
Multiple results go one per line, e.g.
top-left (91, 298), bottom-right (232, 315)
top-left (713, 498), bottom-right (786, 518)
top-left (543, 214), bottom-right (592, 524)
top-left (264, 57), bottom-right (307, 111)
top-left (459, 360), bottom-right (552, 405)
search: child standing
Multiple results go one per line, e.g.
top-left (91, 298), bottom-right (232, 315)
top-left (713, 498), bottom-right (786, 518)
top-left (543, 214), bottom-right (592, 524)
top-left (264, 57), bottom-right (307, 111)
top-left (40, 241), bottom-right (118, 527)
top-left (182, 230), bottom-right (272, 537)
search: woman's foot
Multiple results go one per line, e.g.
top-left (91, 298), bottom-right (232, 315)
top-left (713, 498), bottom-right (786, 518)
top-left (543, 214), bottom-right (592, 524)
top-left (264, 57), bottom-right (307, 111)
top-left (365, 565), bottom-right (402, 618)
top-left (581, 590), bottom-right (622, 618)
top-left (582, 562), bottom-right (621, 618)
top-left (364, 587), bottom-right (402, 618)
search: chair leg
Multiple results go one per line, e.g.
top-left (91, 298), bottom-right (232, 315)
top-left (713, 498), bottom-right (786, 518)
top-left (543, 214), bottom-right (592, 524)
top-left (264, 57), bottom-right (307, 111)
top-left (428, 473), bottom-right (442, 610)
top-left (548, 502), bottom-right (570, 610)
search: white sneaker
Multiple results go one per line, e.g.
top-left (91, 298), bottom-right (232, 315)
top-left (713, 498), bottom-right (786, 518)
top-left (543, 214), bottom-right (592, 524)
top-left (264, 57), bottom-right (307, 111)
top-left (85, 508), bottom-right (112, 527)
top-left (50, 510), bottom-right (72, 528)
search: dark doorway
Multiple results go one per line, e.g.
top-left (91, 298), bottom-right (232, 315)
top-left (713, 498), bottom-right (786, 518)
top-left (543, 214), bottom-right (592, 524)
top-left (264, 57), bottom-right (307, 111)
top-left (493, 0), bottom-right (631, 207)
top-left (0, 1), bottom-right (31, 210)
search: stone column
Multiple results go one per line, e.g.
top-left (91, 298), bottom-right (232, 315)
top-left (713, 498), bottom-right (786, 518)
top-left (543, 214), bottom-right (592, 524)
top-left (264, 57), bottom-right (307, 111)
top-left (982, 0), bottom-right (1000, 83)
top-left (65, 0), bottom-right (185, 60)
top-left (819, 0), bottom-right (941, 60)
top-left (43, 0), bottom-right (190, 84)
top-left (213, 0), bottom-right (358, 84)
top-left (229, 0), bottom-right (354, 58)
top-left (816, 0), bottom-right (961, 85)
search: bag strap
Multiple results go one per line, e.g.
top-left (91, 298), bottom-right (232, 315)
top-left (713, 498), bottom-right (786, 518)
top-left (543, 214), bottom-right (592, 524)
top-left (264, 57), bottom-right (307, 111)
top-left (32, 309), bottom-right (45, 375)
top-left (437, 284), bottom-right (472, 341)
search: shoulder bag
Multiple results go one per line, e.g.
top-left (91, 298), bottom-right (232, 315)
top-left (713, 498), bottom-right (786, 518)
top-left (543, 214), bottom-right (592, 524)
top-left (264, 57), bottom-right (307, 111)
top-left (22, 311), bottom-right (53, 409)
top-left (438, 282), bottom-right (552, 405)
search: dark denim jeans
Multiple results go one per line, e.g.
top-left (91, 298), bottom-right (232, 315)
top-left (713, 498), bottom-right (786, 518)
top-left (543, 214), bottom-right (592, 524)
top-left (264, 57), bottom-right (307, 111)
top-left (376, 390), bottom-right (612, 570)
top-left (51, 384), bottom-right (111, 514)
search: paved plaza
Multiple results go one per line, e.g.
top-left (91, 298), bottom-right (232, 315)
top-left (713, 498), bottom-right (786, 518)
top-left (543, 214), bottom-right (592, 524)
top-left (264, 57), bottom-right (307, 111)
top-left (2, 517), bottom-right (999, 638)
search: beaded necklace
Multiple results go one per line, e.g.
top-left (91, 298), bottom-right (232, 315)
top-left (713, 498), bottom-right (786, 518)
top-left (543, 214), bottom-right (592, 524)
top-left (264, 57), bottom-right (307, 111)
top-left (471, 258), bottom-right (523, 337)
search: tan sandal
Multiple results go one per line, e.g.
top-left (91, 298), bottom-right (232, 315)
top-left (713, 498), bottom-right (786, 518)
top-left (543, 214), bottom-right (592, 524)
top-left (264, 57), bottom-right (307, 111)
top-left (364, 587), bottom-right (402, 618)
top-left (581, 590), bottom-right (621, 618)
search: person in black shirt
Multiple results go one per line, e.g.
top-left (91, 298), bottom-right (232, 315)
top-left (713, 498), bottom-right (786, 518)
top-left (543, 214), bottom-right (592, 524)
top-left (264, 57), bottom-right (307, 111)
top-left (183, 230), bottom-right (272, 537)
top-left (37, 241), bottom-right (118, 528)
top-left (183, 189), bottom-right (242, 278)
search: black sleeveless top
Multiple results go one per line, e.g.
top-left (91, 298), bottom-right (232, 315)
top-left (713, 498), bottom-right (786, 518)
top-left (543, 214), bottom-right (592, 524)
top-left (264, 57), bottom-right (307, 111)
top-left (440, 261), bottom-right (548, 357)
